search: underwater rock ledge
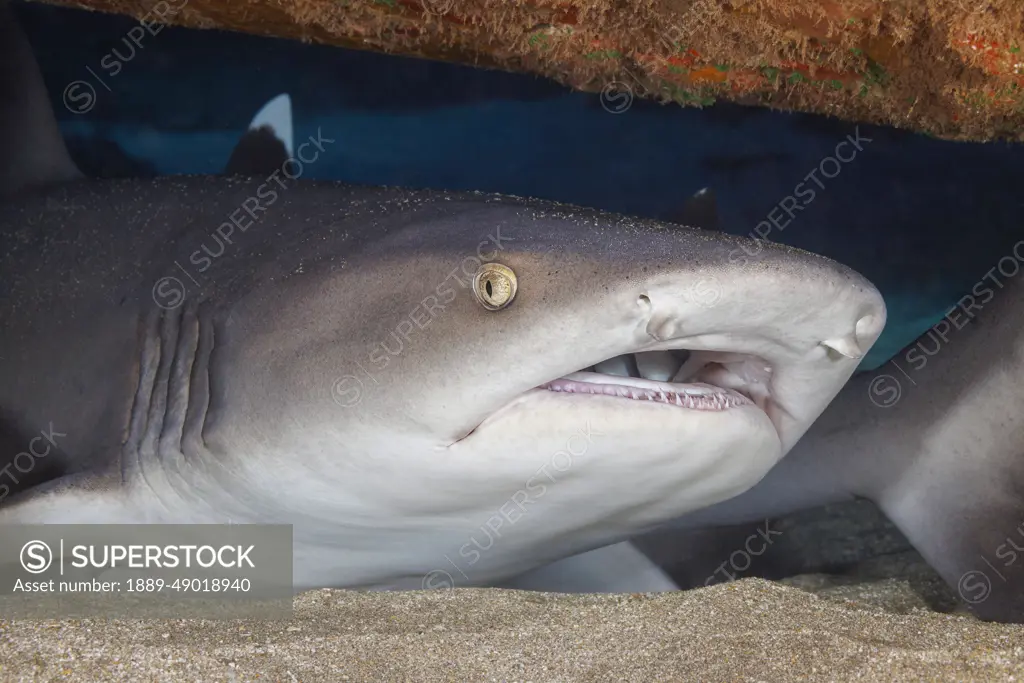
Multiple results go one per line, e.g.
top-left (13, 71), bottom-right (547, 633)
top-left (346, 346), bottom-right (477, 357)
top-left (36, 0), bottom-right (1024, 142)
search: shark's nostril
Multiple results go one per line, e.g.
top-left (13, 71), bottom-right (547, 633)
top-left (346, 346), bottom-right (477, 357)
top-left (856, 313), bottom-right (881, 344)
top-left (638, 294), bottom-right (651, 307)
top-left (821, 336), bottom-right (863, 360)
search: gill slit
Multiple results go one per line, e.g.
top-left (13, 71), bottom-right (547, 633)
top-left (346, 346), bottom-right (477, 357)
top-left (121, 302), bottom-right (213, 509)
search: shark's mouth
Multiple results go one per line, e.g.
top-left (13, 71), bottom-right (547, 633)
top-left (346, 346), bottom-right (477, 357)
top-left (538, 350), bottom-right (773, 413)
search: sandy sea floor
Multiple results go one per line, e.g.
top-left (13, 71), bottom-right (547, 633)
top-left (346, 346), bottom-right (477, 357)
top-left (1, 577), bottom-right (1023, 681)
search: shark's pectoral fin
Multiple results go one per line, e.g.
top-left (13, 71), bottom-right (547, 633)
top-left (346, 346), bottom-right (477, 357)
top-left (223, 93), bottom-right (293, 176)
top-left (0, 1), bottom-right (82, 198)
top-left (875, 453), bottom-right (1024, 623)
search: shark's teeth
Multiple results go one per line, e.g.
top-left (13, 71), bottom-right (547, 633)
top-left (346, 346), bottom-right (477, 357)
top-left (539, 377), bottom-right (752, 411)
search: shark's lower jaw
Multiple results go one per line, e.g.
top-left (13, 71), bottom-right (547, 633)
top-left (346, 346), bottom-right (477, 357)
top-left (540, 376), bottom-right (752, 411)
top-left (539, 349), bottom-right (771, 413)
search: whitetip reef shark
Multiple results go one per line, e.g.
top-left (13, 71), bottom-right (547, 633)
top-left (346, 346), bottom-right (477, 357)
top-left (0, 2), bottom-right (886, 592)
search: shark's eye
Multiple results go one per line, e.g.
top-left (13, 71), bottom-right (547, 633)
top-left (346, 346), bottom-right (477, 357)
top-left (473, 263), bottom-right (517, 311)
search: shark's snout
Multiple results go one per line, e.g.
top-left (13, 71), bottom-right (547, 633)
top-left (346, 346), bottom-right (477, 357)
top-left (459, 254), bottom-right (885, 464)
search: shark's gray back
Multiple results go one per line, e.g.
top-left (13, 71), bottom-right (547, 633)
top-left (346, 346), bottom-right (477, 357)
top-left (0, 177), bottom-right (427, 480)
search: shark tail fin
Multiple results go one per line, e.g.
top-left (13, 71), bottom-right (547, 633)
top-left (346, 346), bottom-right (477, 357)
top-left (0, 1), bottom-right (81, 198)
top-left (765, 369), bottom-right (1024, 622)
top-left (873, 446), bottom-right (1024, 623)
top-left (223, 93), bottom-right (293, 176)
